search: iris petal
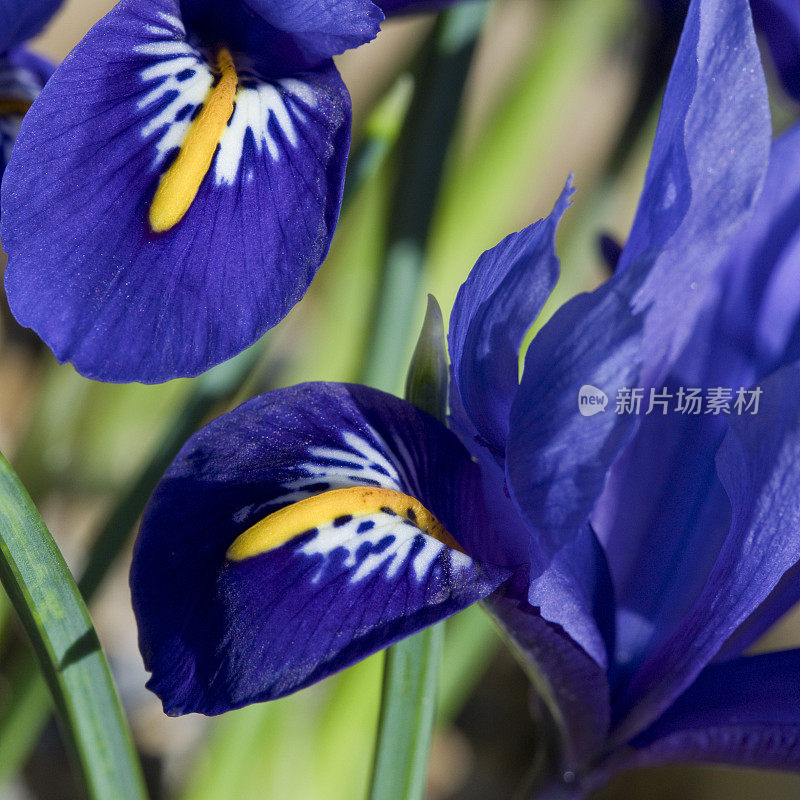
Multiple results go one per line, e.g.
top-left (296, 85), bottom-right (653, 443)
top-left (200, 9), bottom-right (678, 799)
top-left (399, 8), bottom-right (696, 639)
top-left (614, 364), bottom-right (800, 741)
top-left (751, 0), bottom-right (800, 102)
top-left (131, 382), bottom-right (507, 714)
top-left (0, 48), bottom-right (51, 177)
top-left (507, 277), bottom-right (642, 553)
top-left (595, 122), bottom-right (800, 674)
top-left (448, 180), bottom-right (573, 458)
top-left (0, 0), bottom-right (62, 53)
top-left (618, 0), bottom-right (771, 386)
top-left (487, 582), bottom-right (611, 771)
top-left (2, 0), bottom-right (350, 382)
top-left (244, 0), bottom-right (384, 58)
top-left (502, 276), bottom-right (641, 665)
top-left (614, 651), bottom-right (800, 774)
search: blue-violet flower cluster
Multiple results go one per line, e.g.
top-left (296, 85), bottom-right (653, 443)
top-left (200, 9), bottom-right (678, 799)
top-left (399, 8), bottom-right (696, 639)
top-left (131, 0), bottom-right (800, 794)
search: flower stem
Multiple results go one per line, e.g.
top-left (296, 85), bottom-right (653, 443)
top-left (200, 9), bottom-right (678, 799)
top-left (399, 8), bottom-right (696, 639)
top-left (368, 625), bottom-right (444, 800)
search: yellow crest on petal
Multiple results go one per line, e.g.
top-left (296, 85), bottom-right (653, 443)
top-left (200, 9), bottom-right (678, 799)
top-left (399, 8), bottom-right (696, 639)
top-left (227, 486), bottom-right (463, 561)
top-left (148, 48), bottom-right (238, 232)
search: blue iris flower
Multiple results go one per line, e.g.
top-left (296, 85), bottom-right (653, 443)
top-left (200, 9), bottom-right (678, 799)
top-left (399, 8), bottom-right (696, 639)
top-left (0, 0), bottom-right (61, 176)
top-left (131, 0), bottom-right (800, 792)
top-left (0, 0), bottom-right (460, 384)
top-left (649, 0), bottom-right (800, 100)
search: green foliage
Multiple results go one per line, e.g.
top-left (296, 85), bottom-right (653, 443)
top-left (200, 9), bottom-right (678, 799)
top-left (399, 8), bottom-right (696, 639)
top-left (0, 452), bottom-right (146, 800)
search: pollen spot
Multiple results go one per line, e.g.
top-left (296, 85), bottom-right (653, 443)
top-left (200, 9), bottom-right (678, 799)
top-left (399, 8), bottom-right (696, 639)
top-left (226, 486), bottom-right (463, 561)
top-left (148, 47), bottom-right (238, 232)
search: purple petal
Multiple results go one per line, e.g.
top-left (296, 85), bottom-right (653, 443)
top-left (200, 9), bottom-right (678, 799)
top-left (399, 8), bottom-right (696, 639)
top-left (594, 121), bottom-right (800, 677)
top-left (506, 278), bottom-right (642, 551)
top-left (527, 524), bottom-right (617, 670)
top-left (487, 581), bottom-right (611, 770)
top-left (504, 277), bottom-right (641, 661)
top-left (131, 382), bottom-right (507, 714)
top-left (617, 0), bottom-right (770, 386)
top-left (0, 48), bottom-right (52, 177)
top-left (243, 0), bottom-right (384, 58)
top-left (611, 651), bottom-right (800, 774)
top-left (2, 0), bottom-right (350, 383)
top-left (752, 0), bottom-right (800, 102)
top-left (448, 180), bottom-right (573, 458)
top-left (614, 364), bottom-right (800, 742)
top-left (716, 562), bottom-right (800, 661)
top-left (598, 233), bottom-right (623, 273)
top-left (713, 120), bottom-right (800, 374)
top-left (444, 393), bottom-right (528, 567)
top-left (0, 0), bottom-right (61, 52)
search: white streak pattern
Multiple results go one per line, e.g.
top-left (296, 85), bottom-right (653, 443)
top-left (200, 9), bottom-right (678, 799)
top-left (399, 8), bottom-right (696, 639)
top-left (240, 425), bottom-right (469, 585)
top-left (298, 511), bottom-right (471, 585)
top-left (134, 14), bottom-right (317, 184)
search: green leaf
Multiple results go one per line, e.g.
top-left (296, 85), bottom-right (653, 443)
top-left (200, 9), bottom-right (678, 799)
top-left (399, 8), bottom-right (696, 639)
top-left (0, 451), bottom-right (146, 800)
top-left (368, 627), bottom-right (443, 800)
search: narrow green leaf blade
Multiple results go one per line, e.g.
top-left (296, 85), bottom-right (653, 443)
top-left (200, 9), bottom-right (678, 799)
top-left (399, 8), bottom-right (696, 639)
top-left (0, 451), bottom-right (146, 800)
top-left (368, 627), bottom-right (443, 800)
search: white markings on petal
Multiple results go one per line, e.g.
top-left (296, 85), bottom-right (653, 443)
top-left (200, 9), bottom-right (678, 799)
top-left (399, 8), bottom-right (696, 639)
top-left (133, 13), bottom-right (318, 184)
top-left (297, 512), bottom-right (472, 585)
top-left (135, 33), bottom-right (212, 169)
top-left (233, 422), bottom-right (469, 586)
top-left (215, 78), bottom-right (318, 185)
top-left (231, 428), bottom-right (403, 524)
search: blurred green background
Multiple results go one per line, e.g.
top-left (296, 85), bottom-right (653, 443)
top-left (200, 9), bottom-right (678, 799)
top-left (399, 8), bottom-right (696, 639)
top-left (0, 1), bottom-right (798, 798)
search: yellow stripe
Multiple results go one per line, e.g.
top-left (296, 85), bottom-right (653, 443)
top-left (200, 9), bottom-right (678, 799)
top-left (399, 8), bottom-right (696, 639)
top-left (226, 486), bottom-right (464, 561)
top-left (148, 48), bottom-right (238, 232)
